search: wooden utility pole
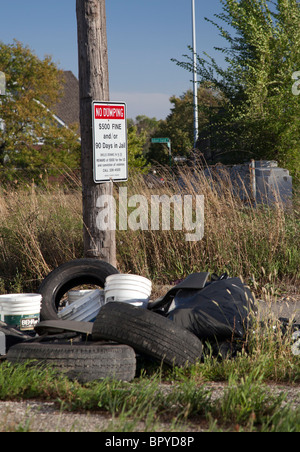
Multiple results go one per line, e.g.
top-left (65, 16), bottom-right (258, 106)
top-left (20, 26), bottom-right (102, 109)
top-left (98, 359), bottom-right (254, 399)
top-left (76, 0), bottom-right (116, 266)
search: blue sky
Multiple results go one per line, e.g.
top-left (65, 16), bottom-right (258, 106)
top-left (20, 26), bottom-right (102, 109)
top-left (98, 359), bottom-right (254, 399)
top-left (0, 0), bottom-right (226, 119)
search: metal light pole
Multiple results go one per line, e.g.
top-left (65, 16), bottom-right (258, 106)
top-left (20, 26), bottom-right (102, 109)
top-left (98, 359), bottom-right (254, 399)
top-left (0, 72), bottom-right (6, 96)
top-left (192, 0), bottom-right (199, 148)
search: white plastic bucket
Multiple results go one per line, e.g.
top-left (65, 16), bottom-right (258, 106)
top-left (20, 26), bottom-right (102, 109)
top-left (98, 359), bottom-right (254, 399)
top-left (58, 289), bottom-right (105, 322)
top-left (0, 294), bottom-right (42, 331)
top-left (104, 274), bottom-right (152, 309)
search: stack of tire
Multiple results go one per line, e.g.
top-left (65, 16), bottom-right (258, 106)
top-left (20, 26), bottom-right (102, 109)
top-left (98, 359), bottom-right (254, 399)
top-left (7, 260), bottom-right (203, 383)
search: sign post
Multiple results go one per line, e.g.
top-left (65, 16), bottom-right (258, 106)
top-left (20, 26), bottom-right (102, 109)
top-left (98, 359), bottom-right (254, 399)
top-left (92, 101), bottom-right (128, 183)
top-left (77, 0), bottom-right (116, 265)
top-left (191, 0), bottom-right (199, 148)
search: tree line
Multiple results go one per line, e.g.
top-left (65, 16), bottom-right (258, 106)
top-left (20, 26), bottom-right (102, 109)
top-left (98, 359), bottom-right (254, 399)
top-left (1, 0), bottom-right (299, 183)
top-left (173, 0), bottom-right (300, 181)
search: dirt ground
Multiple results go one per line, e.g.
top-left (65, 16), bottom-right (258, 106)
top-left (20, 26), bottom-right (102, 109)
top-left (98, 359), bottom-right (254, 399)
top-left (0, 381), bottom-right (299, 432)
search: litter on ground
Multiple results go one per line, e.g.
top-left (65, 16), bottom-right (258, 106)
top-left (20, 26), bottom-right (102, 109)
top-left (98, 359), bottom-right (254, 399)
top-left (0, 259), bottom-right (299, 383)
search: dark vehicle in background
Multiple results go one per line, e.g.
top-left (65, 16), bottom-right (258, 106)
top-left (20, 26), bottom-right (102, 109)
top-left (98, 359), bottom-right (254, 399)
top-left (143, 171), bottom-right (165, 189)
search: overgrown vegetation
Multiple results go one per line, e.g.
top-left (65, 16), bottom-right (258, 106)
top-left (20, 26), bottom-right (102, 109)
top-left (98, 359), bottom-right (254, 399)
top-left (0, 41), bottom-right (151, 180)
top-left (173, 0), bottom-right (300, 180)
top-left (0, 168), bottom-right (299, 431)
top-left (0, 0), bottom-right (298, 433)
top-left (0, 41), bottom-right (81, 174)
top-left (147, 87), bottom-right (221, 164)
top-left (117, 166), bottom-right (300, 290)
top-left (0, 166), bottom-right (298, 294)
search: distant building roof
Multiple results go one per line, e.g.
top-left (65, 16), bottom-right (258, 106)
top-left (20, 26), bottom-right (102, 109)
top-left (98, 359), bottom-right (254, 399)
top-left (54, 71), bottom-right (80, 134)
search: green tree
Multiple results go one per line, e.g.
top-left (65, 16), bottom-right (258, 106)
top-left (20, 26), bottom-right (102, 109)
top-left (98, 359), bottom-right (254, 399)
top-left (134, 115), bottom-right (160, 136)
top-left (147, 87), bottom-right (221, 164)
top-left (127, 123), bottom-right (150, 173)
top-left (0, 41), bottom-right (80, 177)
top-left (128, 115), bottom-right (161, 158)
top-left (173, 0), bottom-right (300, 180)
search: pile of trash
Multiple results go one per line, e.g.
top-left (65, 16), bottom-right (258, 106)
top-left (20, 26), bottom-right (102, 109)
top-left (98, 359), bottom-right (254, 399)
top-left (0, 259), bottom-right (299, 383)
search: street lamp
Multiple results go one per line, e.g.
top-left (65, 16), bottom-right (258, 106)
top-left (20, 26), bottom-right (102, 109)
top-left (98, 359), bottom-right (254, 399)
top-left (0, 72), bottom-right (6, 96)
top-left (192, 0), bottom-right (199, 148)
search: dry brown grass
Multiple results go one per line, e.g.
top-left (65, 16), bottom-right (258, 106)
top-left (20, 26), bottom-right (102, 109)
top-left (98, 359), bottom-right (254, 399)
top-left (0, 165), bottom-right (298, 293)
top-left (117, 165), bottom-right (300, 292)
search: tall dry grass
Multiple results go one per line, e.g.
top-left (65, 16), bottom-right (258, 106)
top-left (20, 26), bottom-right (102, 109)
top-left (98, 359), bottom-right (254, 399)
top-left (0, 180), bottom-right (84, 292)
top-left (117, 165), bottom-right (300, 292)
top-left (0, 165), bottom-right (299, 293)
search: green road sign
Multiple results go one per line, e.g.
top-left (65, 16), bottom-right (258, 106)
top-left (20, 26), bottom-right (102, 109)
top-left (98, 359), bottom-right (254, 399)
top-left (151, 138), bottom-right (170, 144)
top-left (151, 137), bottom-right (172, 167)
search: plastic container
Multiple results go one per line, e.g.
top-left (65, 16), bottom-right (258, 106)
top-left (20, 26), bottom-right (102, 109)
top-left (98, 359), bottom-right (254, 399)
top-left (0, 294), bottom-right (42, 331)
top-left (58, 289), bottom-right (105, 322)
top-left (104, 274), bottom-right (152, 309)
top-left (106, 274), bottom-right (152, 290)
top-left (67, 290), bottom-right (95, 304)
top-left (104, 282), bottom-right (151, 295)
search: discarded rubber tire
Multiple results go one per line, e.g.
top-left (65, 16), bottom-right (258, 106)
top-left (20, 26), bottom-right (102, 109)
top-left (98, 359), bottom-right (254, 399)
top-left (38, 259), bottom-right (119, 321)
top-left (92, 302), bottom-right (203, 368)
top-left (34, 320), bottom-right (93, 336)
top-left (7, 341), bottom-right (136, 383)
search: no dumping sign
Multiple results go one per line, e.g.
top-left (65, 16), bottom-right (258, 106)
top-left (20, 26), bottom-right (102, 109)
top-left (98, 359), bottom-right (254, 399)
top-left (92, 101), bottom-right (128, 183)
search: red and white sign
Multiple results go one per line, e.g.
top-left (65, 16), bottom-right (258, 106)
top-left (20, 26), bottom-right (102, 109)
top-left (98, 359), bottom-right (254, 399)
top-left (94, 105), bottom-right (125, 120)
top-left (92, 101), bottom-right (128, 183)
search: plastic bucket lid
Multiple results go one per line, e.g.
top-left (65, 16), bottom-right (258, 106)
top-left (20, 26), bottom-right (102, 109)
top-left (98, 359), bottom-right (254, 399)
top-left (68, 290), bottom-right (95, 303)
top-left (61, 305), bottom-right (101, 322)
top-left (59, 298), bottom-right (101, 320)
top-left (59, 290), bottom-right (102, 315)
top-left (58, 289), bottom-right (104, 322)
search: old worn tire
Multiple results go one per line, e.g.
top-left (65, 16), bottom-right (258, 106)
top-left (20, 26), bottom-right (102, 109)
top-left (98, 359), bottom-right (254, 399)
top-left (92, 302), bottom-right (203, 368)
top-left (38, 259), bottom-right (119, 321)
top-left (7, 341), bottom-right (136, 383)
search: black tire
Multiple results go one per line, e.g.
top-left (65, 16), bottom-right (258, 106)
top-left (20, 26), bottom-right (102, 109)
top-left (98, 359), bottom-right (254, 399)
top-left (92, 302), bottom-right (203, 368)
top-left (7, 341), bottom-right (136, 383)
top-left (38, 259), bottom-right (119, 321)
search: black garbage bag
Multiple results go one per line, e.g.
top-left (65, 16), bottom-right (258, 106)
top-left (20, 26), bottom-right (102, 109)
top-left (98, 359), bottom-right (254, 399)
top-left (167, 277), bottom-right (256, 343)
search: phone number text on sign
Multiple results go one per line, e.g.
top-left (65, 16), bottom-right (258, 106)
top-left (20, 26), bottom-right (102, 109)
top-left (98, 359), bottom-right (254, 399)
top-left (92, 102), bottom-right (128, 183)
